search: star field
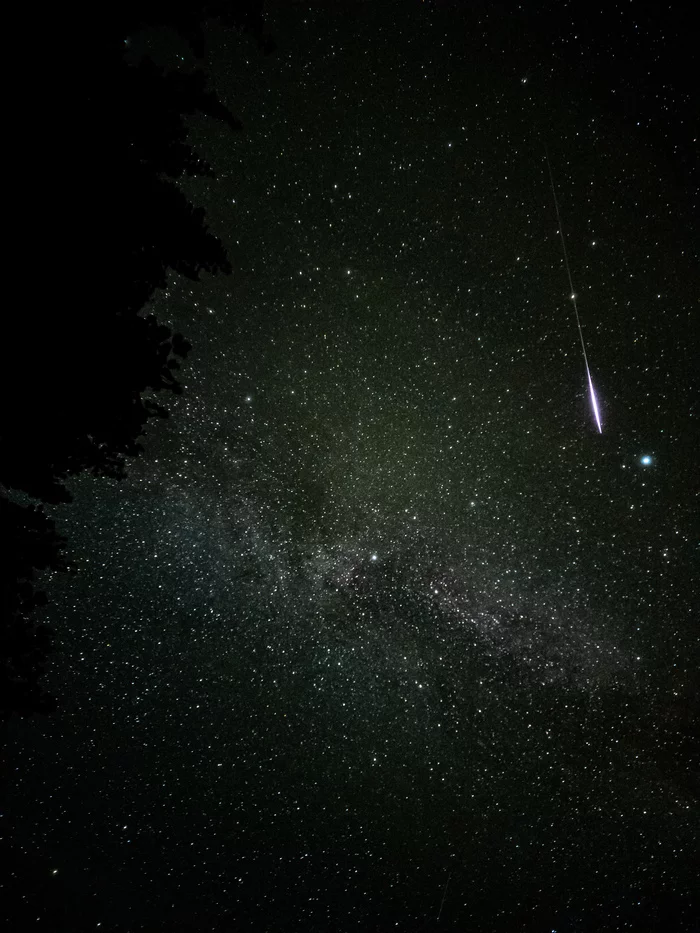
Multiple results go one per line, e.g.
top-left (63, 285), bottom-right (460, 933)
top-left (4, 3), bottom-right (698, 931)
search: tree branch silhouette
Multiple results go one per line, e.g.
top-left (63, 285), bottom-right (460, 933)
top-left (1, 1), bottom-right (273, 719)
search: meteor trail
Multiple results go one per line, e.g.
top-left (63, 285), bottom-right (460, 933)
top-left (544, 146), bottom-right (603, 433)
top-left (437, 870), bottom-right (452, 921)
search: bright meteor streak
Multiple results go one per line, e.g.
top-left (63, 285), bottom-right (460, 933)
top-left (545, 145), bottom-right (603, 433)
top-left (586, 364), bottom-right (603, 434)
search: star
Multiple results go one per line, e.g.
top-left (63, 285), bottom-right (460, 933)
top-left (7, 6), bottom-right (695, 933)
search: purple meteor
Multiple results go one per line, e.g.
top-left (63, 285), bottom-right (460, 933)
top-left (545, 146), bottom-right (604, 434)
top-left (586, 364), bottom-right (603, 434)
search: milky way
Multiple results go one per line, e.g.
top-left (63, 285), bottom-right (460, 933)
top-left (5, 3), bottom-right (697, 931)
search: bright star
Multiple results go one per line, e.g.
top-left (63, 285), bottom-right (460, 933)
top-left (640, 455), bottom-right (652, 466)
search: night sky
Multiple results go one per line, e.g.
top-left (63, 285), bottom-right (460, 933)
top-left (4, 2), bottom-right (699, 931)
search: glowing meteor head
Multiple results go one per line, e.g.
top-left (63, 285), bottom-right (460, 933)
top-left (587, 370), bottom-right (603, 433)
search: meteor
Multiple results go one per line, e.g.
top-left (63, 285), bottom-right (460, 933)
top-left (545, 146), bottom-right (603, 433)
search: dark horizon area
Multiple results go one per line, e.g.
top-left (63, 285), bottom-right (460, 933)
top-left (2, 2), bottom-right (697, 931)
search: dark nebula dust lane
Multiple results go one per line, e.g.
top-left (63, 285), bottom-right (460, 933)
top-left (4, 3), bottom-right (698, 932)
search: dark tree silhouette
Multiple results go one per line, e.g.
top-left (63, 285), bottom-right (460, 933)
top-left (0, 498), bottom-right (66, 718)
top-left (1, 1), bottom-right (274, 719)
